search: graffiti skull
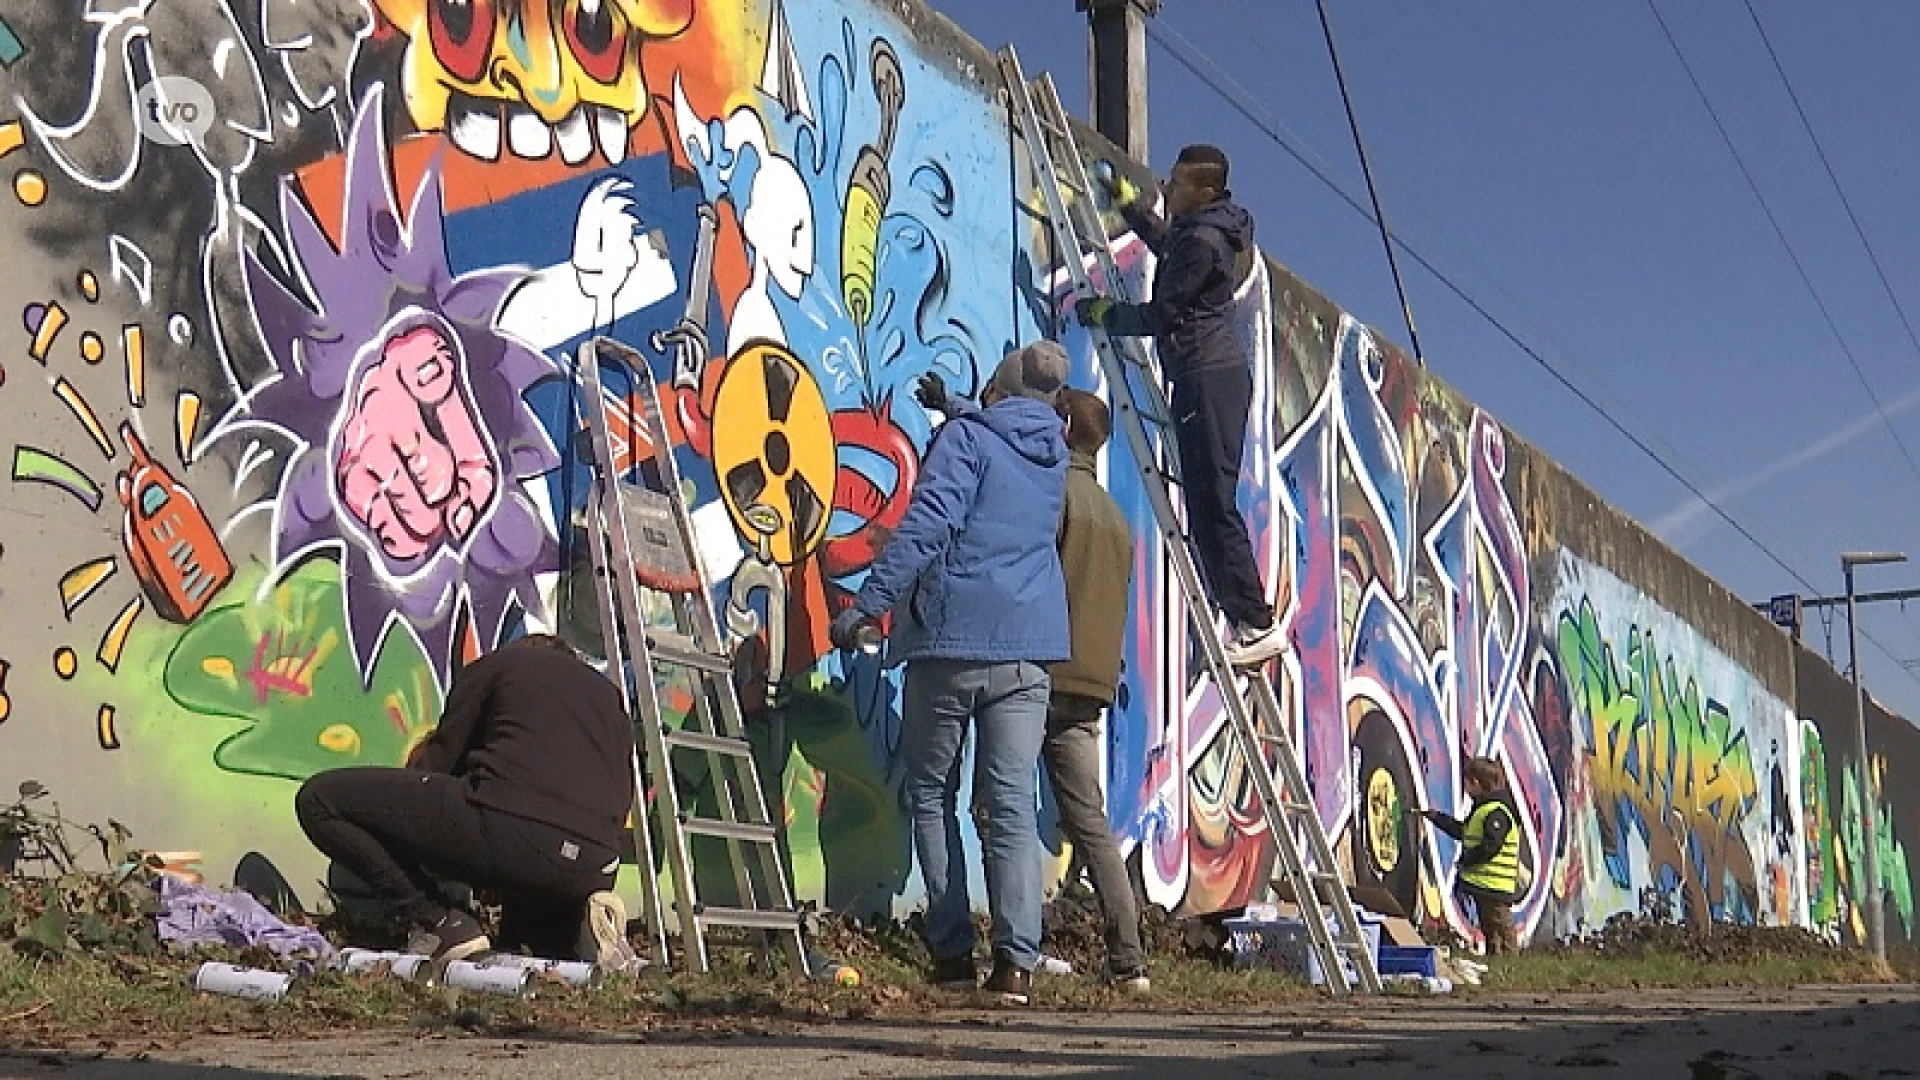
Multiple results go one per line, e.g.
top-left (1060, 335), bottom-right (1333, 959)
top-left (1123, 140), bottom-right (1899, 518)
top-left (372, 0), bottom-right (694, 164)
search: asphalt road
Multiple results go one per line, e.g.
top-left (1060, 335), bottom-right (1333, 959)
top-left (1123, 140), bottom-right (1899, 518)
top-left (6, 985), bottom-right (1916, 1078)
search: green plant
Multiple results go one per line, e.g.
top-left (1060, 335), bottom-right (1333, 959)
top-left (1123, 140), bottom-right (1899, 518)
top-left (0, 782), bottom-right (162, 960)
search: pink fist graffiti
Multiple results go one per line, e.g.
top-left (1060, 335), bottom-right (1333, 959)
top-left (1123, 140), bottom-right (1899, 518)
top-left (335, 318), bottom-right (497, 563)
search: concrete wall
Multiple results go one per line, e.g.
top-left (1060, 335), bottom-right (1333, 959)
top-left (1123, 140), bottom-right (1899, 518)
top-left (0, 0), bottom-right (1911, 950)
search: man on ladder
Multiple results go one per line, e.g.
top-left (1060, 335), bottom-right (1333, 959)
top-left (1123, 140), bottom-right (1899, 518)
top-left (1074, 145), bottom-right (1283, 668)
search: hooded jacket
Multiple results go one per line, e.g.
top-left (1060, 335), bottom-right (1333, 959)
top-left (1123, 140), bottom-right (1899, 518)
top-left (1106, 197), bottom-right (1257, 383)
top-left (852, 396), bottom-right (1071, 666)
top-left (412, 645), bottom-right (635, 848)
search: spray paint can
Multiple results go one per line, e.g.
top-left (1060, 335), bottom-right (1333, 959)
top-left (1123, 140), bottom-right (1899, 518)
top-left (477, 953), bottom-right (601, 988)
top-left (854, 624), bottom-right (883, 656)
top-left (336, 948), bottom-right (399, 973)
top-left (337, 949), bottom-right (429, 980)
top-left (440, 960), bottom-right (532, 996)
top-left (192, 962), bottom-right (293, 1002)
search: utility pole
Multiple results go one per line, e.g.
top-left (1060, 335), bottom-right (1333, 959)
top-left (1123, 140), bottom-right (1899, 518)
top-left (1079, 0), bottom-right (1160, 162)
top-left (1842, 552), bottom-right (1903, 964)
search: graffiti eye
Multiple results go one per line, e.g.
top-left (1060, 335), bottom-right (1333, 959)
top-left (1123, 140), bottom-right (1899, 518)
top-left (566, 0), bottom-right (628, 85)
top-left (427, 0), bottom-right (498, 86)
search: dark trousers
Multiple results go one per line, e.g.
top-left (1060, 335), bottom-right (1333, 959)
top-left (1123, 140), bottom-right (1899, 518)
top-left (1459, 883), bottom-right (1519, 955)
top-left (295, 767), bottom-right (617, 958)
top-left (1171, 366), bottom-right (1271, 630)
top-left (1042, 693), bottom-right (1145, 974)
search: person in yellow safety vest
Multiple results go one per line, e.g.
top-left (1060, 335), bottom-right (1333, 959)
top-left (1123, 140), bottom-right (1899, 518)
top-left (1418, 756), bottom-right (1526, 955)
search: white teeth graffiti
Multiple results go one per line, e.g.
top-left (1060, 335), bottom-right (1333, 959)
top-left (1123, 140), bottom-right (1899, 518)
top-left (553, 108), bottom-right (593, 167)
top-left (592, 106), bottom-right (628, 166)
top-left (447, 102), bottom-right (502, 162)
top-left (442, 101), bottom-right (627, 166)
top-left (505, 105), bottom-right (551, 160)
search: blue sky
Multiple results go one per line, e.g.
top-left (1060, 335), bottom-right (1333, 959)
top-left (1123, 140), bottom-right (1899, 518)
top-left (924, 0), bottom-right (1920, 723)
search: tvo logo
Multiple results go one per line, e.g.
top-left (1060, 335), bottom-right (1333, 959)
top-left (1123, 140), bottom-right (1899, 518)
top-left (134, 76), bottom-right (217, 148)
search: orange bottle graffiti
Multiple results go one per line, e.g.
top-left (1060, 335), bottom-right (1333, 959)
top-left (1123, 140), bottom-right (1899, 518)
top-left (116, 423), bottom-right (231, 623)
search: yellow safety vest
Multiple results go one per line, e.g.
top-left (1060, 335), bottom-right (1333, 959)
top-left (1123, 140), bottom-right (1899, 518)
top-left (1458, 800), bottom-right (1522, 896)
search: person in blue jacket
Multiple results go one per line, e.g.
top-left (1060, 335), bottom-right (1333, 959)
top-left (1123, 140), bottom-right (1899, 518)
top-left (1076, 144), bottom-right (1282, 668)
top-left (830, 341), bottom-right (1072, 1007)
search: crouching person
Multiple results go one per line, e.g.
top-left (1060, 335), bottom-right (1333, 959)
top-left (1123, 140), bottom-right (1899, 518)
top-left (296, 634), bottom-right (636, 970)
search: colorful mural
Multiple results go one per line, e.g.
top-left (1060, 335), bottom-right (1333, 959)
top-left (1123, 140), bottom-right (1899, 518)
top-left (3, 0), bottom-right (1920, 952)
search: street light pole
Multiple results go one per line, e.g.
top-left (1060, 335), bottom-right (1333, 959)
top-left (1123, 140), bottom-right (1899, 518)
top-left (1842, 550), bottom-right (1905, 964)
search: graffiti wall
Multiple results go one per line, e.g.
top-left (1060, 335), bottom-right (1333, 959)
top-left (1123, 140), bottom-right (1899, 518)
top-left (2, 0), bottom-right (1916, 950)
top-left (0, 0), bottom-right (1019, 913)
top-left (1795, 643), bottom-right (1920, 945)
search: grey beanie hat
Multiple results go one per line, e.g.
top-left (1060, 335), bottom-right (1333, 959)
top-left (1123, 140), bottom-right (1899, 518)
top-left (987, 340), bottom-right (1069, 404)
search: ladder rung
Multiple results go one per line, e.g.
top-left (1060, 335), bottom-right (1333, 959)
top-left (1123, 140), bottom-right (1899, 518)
top-left (679, 816), bottom-right (779, 844)
top-left (645, 633), bottom-right (733, 674)
top-left (663, 728), bottom-right (753, 758)
top-left (694, 905), bottom-right (805, 932)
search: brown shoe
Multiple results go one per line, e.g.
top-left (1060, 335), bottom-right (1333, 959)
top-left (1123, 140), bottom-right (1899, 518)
top-left (982, 955), bottom-right (1031, 1006)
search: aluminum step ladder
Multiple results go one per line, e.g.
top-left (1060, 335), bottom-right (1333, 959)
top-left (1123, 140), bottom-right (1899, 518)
top-left (998, 47), bottom-right (1382, 996)
top-left (575, 336), bottom-right (811, 979)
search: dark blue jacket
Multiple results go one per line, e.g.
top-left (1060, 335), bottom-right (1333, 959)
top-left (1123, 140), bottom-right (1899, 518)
top-left (852, 396), bottom-right (1070, 665)
top-left (1106, 198), bottom-right (1257, 383)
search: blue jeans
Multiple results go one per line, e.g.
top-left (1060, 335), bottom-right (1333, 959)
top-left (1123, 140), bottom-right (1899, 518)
top-left (901, 658), bottom-right (1049, 970)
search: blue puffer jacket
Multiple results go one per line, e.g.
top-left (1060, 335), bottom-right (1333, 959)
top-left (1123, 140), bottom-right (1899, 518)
top-left (852, 396), bottom-right (1070, 666)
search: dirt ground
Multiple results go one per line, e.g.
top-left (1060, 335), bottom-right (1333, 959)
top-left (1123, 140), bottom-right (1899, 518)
top-left (4, 984), bottom-right (1915, 1079)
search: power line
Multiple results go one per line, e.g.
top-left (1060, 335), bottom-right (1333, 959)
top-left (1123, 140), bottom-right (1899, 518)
top-left (1216, 7), bottom-right (1719, 500)
top-left (1741, 1), bottom-right (1920, 371)
top-left (1311, 0), bottom-right (1424, 365)
top-left (1645, 0), bottom-right (1920, 497)
top-left (1138, 10), bottom-right (1920, 695)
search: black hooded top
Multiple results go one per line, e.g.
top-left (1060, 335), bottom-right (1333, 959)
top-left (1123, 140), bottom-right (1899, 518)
top-left (1106, 196), bottom-right (1258, 383)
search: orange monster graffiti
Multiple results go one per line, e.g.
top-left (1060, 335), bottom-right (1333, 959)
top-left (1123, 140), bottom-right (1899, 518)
top-left (371, 0), bottom-right (694, 164)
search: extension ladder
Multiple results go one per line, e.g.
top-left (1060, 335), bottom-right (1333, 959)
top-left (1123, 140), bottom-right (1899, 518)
top-left (575, 336), bottom-right (810, 978)
top-left (998, 47), bottom-right (1382, 995)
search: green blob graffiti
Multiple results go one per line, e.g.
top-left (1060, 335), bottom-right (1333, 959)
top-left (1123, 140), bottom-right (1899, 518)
top-left (1840, 761), bottom-right (1915, 938)
top-left (162, 559), bottom-right (439, 781)
top-left (1803, 721), bottom-right (1837, 927)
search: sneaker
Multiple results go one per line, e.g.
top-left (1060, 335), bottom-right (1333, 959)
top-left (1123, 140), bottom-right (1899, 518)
top-left (929, 953), bottom-right (978, 990)
top-left (1224, 621), bottom-right (1285, 667)
top-left (408, 908), bottom-right (491, 964)
top-left (1108, 966), bottom-right (1151, 994)
top-left (575, 891), bottom-right (638, 972)
top-left (982, 955), bottom-right (1031, 1006)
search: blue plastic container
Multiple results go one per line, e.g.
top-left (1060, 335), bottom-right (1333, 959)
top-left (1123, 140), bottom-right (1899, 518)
top-left (1223, 915), bottom-right (1382, 988)
top-left (1376, 944), bottom-right (1439, 978)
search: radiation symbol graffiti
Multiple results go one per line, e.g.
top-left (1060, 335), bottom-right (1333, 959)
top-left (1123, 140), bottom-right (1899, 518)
top-left (710, 342), bottom-right (835, 565)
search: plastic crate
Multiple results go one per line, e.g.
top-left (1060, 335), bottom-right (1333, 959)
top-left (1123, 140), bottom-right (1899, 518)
top-left (1223, 915), bottom-right (1381, 988)
top-left (1376, 944), bottom-right (1438, 978)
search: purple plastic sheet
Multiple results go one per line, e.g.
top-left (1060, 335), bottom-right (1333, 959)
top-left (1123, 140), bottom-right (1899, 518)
top-left (156, 876), bottom-right (334, 964)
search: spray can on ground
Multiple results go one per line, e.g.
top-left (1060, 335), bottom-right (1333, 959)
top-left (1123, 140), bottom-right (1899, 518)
top-left (193, 962), bottom-right (293, 1002)
top-left (439, 960), bottom-right (532, 996)
top-left (477, 953), bottom-right (601, 987)
top-left (337, 949), bottom-right (429, 980)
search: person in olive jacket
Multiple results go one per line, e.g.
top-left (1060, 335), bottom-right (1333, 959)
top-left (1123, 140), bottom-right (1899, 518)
top-left (1044, 387), bottom-right (1149, 992)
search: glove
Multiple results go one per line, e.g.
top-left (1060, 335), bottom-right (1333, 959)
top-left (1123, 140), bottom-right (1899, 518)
top-left (1093, 160), bottom-right (1140, 207)
top-left (1075, 296), bottom-right (1114, 328)
top-left (829, 606), bottom-right (872, 651)
top-left (915, 372), bottom-right (952, 414)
